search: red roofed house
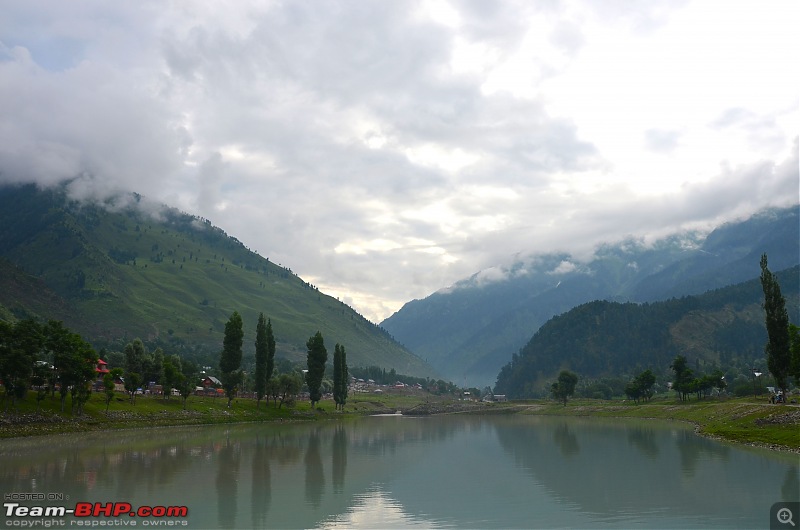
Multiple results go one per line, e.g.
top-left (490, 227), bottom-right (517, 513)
top-left (96, 359), bottom-right (111, 376)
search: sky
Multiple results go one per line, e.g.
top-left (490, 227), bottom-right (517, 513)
top-left (1, 0), bottom-right (798, 323)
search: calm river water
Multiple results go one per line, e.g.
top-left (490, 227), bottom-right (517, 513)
top-left (1, 415), bottom-right (797, 529)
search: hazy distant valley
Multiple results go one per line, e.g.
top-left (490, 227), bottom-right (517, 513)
top-left (382, 205), bottom-right (799, 386)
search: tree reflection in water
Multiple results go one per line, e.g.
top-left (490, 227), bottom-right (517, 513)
top-left (215, 431), bottom-right (240, 529)
top-left (304, 429), bottom-right (325, 507)
top-left (250, 434), bottom-right (272, 528)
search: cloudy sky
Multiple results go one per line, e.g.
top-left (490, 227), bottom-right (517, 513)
top-left (1, 0), bottom-right (798, 322)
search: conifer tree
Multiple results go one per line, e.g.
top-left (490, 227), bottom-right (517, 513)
top-left (760, 254), bottom-right (791, 398)
top-left (306, 331), bottom-right (327, 408)
top-left (790, 324), bottom-right (800, 386)
top-left (333, 344), bottom-right (341, 408)
top-left (333, 343), bottom-right (348, 410)
top-left (266, 318), bottom-right (276, 385)
top-left (340, 344), bottom-right (347, 408)
top-left (220, 311), bottom-right (244, 408)
top-left (254, 313), bottom-right (268, 408)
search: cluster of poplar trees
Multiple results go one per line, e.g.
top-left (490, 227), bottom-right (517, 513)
top-left (218, 312), bottom-right (348, 410)
top-left (303, 331), bottom-right (348, 409)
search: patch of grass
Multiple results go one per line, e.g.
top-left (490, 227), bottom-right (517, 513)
top-left (0, 387), bottom-right (462, 438)
top-left (0, 389), bottom-right (312, 439)
top-left (513, 394), bottom-right (800, 451)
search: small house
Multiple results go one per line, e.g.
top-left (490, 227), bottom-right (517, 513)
top-left (95, 359), bottom-right (110, 376)
top-left (201, 376), bottom-right (222, 388)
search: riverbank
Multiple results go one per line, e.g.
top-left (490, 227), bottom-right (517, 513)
top-left (398, 394), bottom-right (800, 452)
top-left (1, 391), bottom-right (798, 452)
top-left (0, 389), bottom-right (439, 438)
top-left (496, 396), bottom-right (800, 453)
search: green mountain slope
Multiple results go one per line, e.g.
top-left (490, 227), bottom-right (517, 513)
top-left (0, 184), bottom-right (434, 377)
top-left (494, 266), bottom-right (800, 398)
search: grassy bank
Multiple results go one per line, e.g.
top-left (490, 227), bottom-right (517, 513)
top-left (0, 388), bottom-right (447, 438)
top-left (508, 395), bottom-right (800, 451)
top-left (2, 390), bottom-right (798, 452)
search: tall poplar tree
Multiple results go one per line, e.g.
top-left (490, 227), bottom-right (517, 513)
top-left (790, 324), bottom-right (800, 386)
top-left (760, 254), bottom-right (791, 398)
top-left (255, 313), bottom-right (268, 408)
top-left (339, 343), bottom-right (348, 409)
top-left (266, 318), bottom-right (276, 386)
top-left (333, 343), bottom-right (348, 410)
top-left (306, 331), bottom-right (327, 408)
top-left (220, 311), bottom-right (244, 408)
top-left (123, 338), bottom-right (146, 374)
top-left (333, 344), bottom-right (342, 410)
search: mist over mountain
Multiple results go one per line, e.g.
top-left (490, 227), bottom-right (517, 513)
top-left (381, 205), bottom-right (800, 386)
top-left (0, 183), bottom-right (434, 377)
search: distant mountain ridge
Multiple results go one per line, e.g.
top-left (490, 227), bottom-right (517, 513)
top-left (494, 266), bottom-right (800, 398)
top-left (0, 184), bottom-right (434, 377)
top-left (381, 205), bottom-right (800, 386)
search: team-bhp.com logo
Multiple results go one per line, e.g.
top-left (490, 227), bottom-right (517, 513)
top-left (4, 502), bottom-right (189, 526)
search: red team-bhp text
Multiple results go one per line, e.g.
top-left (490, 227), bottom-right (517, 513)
top-left (5, 502), bottom-right (188, 518)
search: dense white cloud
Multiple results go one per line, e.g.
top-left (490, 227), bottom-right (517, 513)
top-left (1, 0), bottom-right (797, 322)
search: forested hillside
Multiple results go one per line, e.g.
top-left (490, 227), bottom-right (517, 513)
top-left (494, 266), bottom-right (799, 398)
top-left (0, 184), bottom-right (433, 377)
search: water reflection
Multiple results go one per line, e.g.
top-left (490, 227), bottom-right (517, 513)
top-left (627, 426), bottom-right (660, 459)
top-left (304, 429), bottom-right (325, 507)
top-left (332, 425), bottom-right (347, 494)
top-left (492, 416), bottom-right (792, 527)
top-left (215, 433), bottom-right (241, 529)
top-left (250, 435), bottom-right (272, 528)
top-left (1, 416), bottom-right (795, 529)
top-left (782, 466), bottom-right (800, 502)
top-left (553, 422), bottom-right (580, 457)
top-left (675, 428), bottom-right (730, 477)
top-left (0, 429), bottom-right (198, 499)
